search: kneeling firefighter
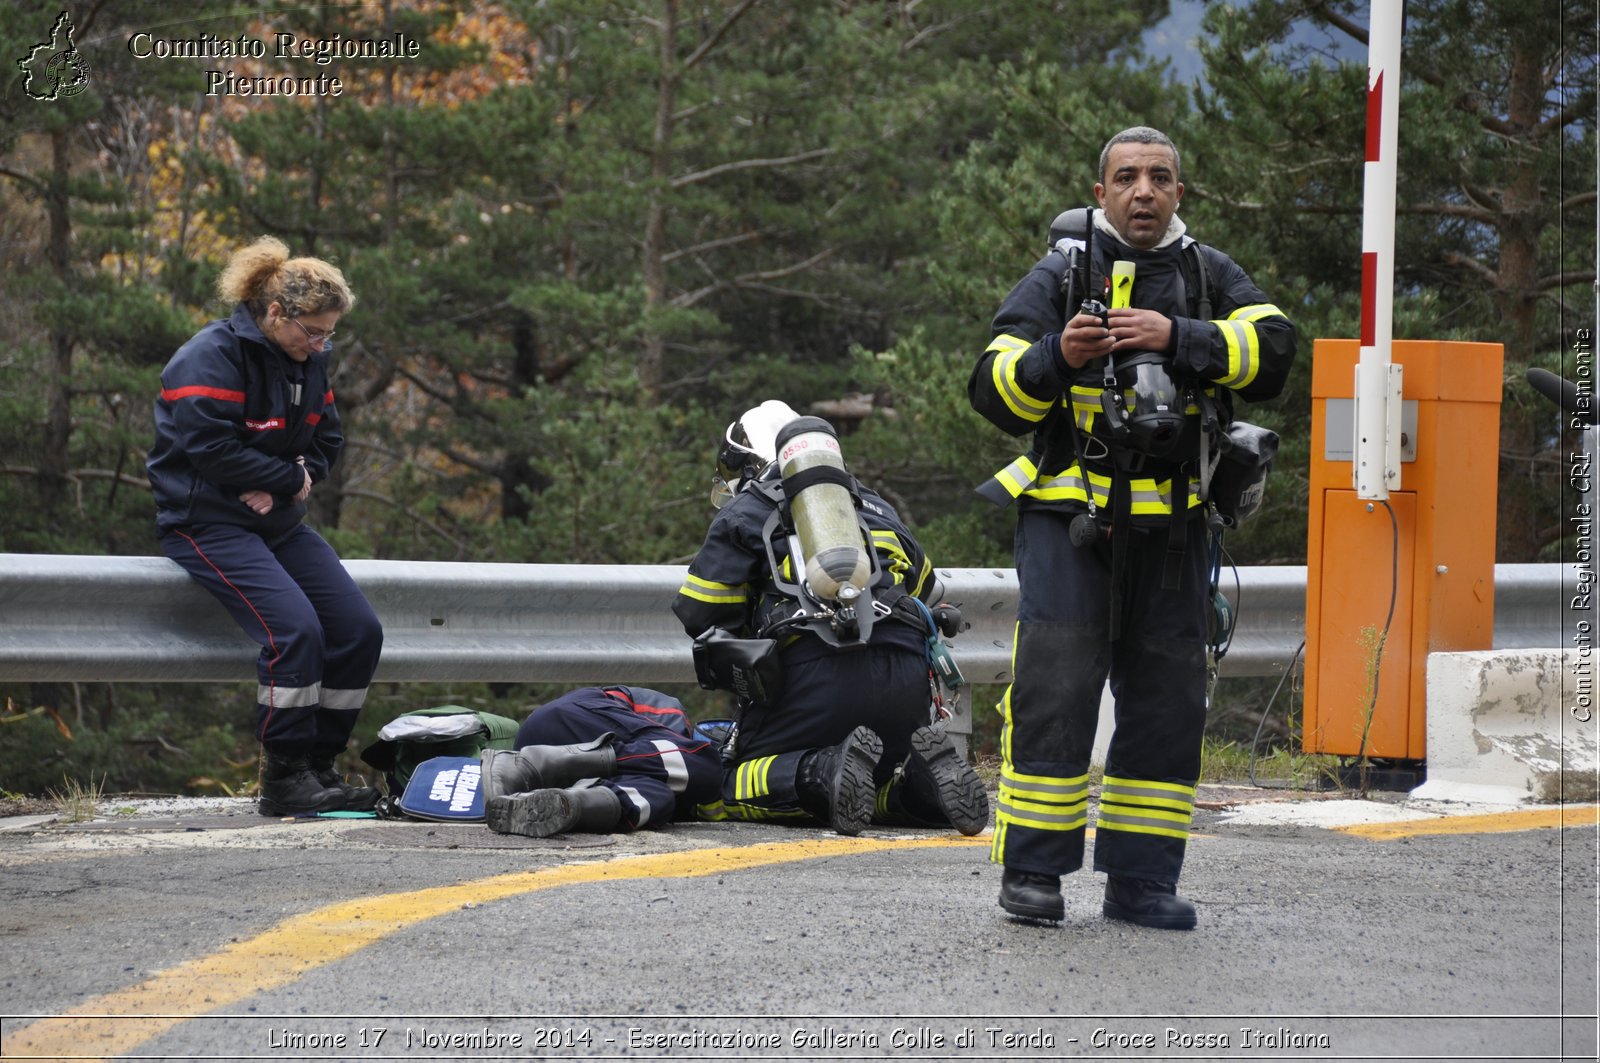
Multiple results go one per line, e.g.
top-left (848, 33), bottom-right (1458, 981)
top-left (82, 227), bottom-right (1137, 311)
top-left (969, 127), bottom-right (1296, 930)
top-left (673, 400), bottom-right (988, 837)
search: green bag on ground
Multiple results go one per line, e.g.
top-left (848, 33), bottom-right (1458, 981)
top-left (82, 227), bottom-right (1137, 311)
top-left (360, 705), bottom-right (520, 796)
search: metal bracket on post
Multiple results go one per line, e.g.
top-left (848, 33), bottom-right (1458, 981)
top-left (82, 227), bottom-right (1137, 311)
top-left (1384, 362), bottom-right (1403, 492)
top-left (1353, 361), bottom-right (1403, 499)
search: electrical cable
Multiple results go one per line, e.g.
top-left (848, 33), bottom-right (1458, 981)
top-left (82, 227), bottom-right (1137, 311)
top-left (1247, 638), bottom-right (1306, 789)
top-left (1247, 499), bottom-right (1400, 790)
top-left (1218, 542), bottom-right (1241, 662)
top-left (1351, 498), bottom-right (1401, 786)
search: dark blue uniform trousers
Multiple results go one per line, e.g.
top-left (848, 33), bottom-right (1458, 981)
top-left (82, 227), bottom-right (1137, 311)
top-left (161, 523), bottom-right (383, 758)
top-left (723, 642), bottom-right (930, 814)
top-left (996, 509), bottom-right (1209, 885)
top-left (515, 688), bottom-right (723, 830)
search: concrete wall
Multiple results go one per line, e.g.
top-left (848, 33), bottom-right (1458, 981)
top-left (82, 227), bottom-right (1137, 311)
top-left (1416, 650), bottom-right (1598, 804)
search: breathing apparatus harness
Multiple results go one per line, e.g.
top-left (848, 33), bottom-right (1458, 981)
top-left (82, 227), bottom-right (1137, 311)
top-left (693, 416), bottom-right (967, 724)
top-left (1007, 208), bottom-right (1274, 671)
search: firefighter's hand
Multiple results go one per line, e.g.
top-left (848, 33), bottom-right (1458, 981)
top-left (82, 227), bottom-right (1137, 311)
top-left (293, 458), bottom-right (312, 503)
top-left (931, 602), bottom-right (966, 638)
top-left (1061, 312), bottom-right (1115, 369)
top-left (239, 490), bottom-right (274, 515)
top-left (1105, 307), bottom-right (1173, 355)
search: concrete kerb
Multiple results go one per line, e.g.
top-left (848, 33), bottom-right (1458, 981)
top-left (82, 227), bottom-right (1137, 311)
top-left (1415, 649), bottom-right (1599, 804)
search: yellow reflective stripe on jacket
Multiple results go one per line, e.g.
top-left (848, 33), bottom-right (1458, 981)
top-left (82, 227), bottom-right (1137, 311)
top-left (992, 460), bottom-right (1203, 514)
top-left (1095, 775), bottom-right (1197, 841)
top-left (996, 765), bottom-right (1090, 833)
top-left (915, 550), bottom-right (934, 601)
top-left (867, 529), bottom-right (932, 598)
top-left (1070, 386), bottom-right (1099, 431)
top-left (870, 529), bottom-right (913, 587)
top-left (1214, 303), bottom-right (1282, 389)
top-left (677, 573), bottom-right (748, 606)
top-left (986, 334), bottom-right (1053, 423)
top-left (988, 454), bottom-right (1041, 500)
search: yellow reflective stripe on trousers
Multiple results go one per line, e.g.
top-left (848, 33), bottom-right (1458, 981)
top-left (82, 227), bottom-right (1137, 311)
top-left (697, 799), bottom-right (810, 822)
top-left (987, 334), bottom-right (1053, 423)
top-left (734, 756), bottom-right (777, 801)
top-left (1096, 775), bottom-right (1196, 840)
top-left (997, 766), bottom-right (1090, 832)
top-left (677, 573), bottom-right (748, 606)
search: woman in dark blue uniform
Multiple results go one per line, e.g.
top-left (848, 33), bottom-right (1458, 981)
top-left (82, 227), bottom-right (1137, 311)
top-left (147, 236), bottom-right (383, 816)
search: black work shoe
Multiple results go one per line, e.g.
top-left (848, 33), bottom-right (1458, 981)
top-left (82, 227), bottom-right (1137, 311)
top-left (311, 758), bottom-right (380, 812)
top-left (258, 756), bottom-right (351, 817)
top-left (1103, 875), bottom-right (1197, 930)
top-left (800, 726), bottom-right (882, 836)
top-left (904, 725), bottom-right (989, 836)
top-left (998, 867), bottom-right (1064, 922)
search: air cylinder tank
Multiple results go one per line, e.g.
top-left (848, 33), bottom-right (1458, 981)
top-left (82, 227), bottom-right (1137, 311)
top-left (773, 416), bottom-right (870, 603)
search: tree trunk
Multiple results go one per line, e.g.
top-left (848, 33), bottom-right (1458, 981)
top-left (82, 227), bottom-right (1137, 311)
top-left (501, 314), bottom-right (552, 522)
top-left (639, 0), bottom-right (679, 400)
top-left (1492, 31), bottom-right (1553, 561)
top-left (41, 128), bottom-right (74, 517)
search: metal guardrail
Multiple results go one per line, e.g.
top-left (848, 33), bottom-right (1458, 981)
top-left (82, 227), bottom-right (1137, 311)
top-left (0, 554), bottom-right (1571, 687)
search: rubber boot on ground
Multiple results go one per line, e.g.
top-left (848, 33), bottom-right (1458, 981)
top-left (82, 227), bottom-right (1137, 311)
top-left (486, 783), bottom-right (623, 838)
top-left (479, 733), bottom-right (618, 804)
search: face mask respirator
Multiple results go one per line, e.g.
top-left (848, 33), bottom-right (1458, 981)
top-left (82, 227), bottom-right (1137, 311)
top-left (1096, 260), bottom-right (1186, 459)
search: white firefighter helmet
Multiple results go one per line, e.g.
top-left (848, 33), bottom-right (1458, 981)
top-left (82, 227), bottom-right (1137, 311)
top-left (711, 399), bottom-right (801, 508)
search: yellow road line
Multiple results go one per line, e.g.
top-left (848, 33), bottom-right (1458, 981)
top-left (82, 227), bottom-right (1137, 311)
top-left (1336, 803), bottom-right (1600, 840)
top-left (0, 834), bottom-right (985, 1061)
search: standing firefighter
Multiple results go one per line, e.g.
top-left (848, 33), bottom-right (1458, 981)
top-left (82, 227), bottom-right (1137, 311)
top-left (674, 401), bottom-right (988, 838)
top-left (148, 236), bottom-right (383, 817)
top-left (969, 127), bottom-right (1296, 927)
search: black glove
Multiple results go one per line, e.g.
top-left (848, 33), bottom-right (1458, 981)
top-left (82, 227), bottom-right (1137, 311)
top-left (931, 602), bottom-right (965, 638)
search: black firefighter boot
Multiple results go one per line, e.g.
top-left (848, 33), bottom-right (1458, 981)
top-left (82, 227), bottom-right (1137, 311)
top-left (795, 726), bottom-right (882, 837)
top-left (259, 752), bottom-right (354, 817)
top-left (479, 733), bottom-right (618, 804)
top-left (898, 725), bottom-right (990, 836)
top-left (309, 751), bottom-right (380, 812)
top-left (486, 782), bottom-right (623, 838)
top-left (999, 868), bottom-right (1065, 922)
top-left (1103, 876), bottom-right (1198, 930)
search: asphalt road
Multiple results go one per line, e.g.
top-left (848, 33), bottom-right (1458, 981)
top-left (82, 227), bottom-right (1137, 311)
top-left (0, 790), bottom-right (1596, 1063)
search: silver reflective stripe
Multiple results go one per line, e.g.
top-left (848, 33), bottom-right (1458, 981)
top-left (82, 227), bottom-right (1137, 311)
top-left (320, 686), bottom-right (369, 711)
top-left (257, 682), bottom-right (320, 708)
top-left (652, 739), bottom-right (689, 793)
top-left (619, 785), bottom-right (650, 827)
top-left (1096, 805), bottom-right (1193, 834)
top-left (1102, 779), bottom-right (1196, 807)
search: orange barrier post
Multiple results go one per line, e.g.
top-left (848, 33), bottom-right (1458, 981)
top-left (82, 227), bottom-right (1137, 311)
top-left (1304, 339), bottom-right (1503, 761)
